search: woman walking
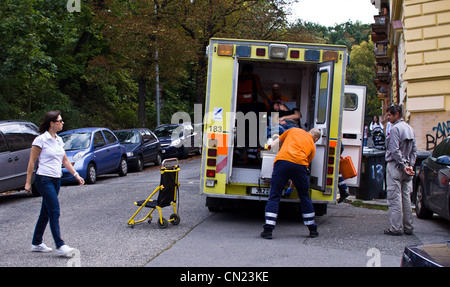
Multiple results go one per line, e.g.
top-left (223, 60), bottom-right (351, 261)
top-left (25, 110), bottom-right (84, 256)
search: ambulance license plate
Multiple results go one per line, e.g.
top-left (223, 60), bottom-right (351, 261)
top-left (251, 187), bottom-right (270, 196)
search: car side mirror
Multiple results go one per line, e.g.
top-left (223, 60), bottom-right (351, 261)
top-left (143, 138), bottom-right (149, 143)
top-left (435, 155), bottom-right (450, 166)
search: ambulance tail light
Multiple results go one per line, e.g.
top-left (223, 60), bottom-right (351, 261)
top-left (218, 44), bottom-right (233, 56)
top-left (206, 169), bottom-right (216, 177)
top-left (207, 158), bottom-right (216, 166)
top-left (269, 44), bottom-right (288, 59)
top-left (327, 166), bottom-right (334, 175)
top-left (326, 177), bottom-right (333, 186)
top-left (207, 148), bottom-right (217, 157)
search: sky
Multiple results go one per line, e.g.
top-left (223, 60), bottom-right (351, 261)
top-left (288, 0), bottom-right (380, 27)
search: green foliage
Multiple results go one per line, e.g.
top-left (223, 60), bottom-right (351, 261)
top-left (0, 0), bottom-right (381, 130)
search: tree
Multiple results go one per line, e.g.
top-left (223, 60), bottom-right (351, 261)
top-left (347, 40), bottom-right (381, 122)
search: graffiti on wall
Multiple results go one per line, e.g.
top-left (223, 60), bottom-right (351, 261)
top-left (426, 120), bottom-right (450, 151)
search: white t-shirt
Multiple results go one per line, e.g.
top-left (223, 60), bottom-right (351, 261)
top-left (32, 131), bottom-right (66, 178)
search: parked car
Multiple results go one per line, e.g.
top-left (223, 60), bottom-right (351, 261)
top-left (0, 120), bottom-right (40, 196)
top-left (153, 123), bottom-right (201, 159)
top-left (59, 127), bottom-right (128, 184)
top-left (401, 241), bottom-right (450, 267)
top-left (113, 128), bottom-right (162, 171)
top-left (414, 136), bottom-right (450, 221)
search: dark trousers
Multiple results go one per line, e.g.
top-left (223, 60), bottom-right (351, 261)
top-left (32, 175), bottom-right (65, 248)
top-left (264, 160), bottom-right (316, 229)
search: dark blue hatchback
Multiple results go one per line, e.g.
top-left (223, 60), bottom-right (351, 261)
top-left (153, 124), bottom-right (202, 159)
top-left (113, 128), bottom-right (162, 171)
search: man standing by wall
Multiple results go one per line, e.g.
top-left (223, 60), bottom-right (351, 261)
top-left (384, 105), bottom-right (417, 236)
top-left (261, 128), bottom-right (321, 239)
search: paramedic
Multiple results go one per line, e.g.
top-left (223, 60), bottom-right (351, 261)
top-left (384, 105), bottom-right (417, 236)
top-left (264, 83), bottom-right (290, 111)
top-left (237, 63), bottom-right (267, 113)
top-left (261, 128), bottom-right (321, 239)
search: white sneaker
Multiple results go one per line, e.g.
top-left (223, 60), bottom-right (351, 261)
top-left (56, 245), bottom-right (75, 257)
top-left (31, 243), bottom-right (52, 253)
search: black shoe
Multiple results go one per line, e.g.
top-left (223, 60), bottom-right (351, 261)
top-left (260, 228), bottom-right (273, 239)
top-left (308, 226), bottom-right (319, 238)
top-left (338, 192), bottom-right (349, 203)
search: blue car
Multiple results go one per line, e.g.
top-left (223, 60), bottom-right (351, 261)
top-left (60, 127), bottom-right (128, 184)
top-left (153, 124), bottom-right (202, 159)
top-left (113, 128), bottom-right (162, 171)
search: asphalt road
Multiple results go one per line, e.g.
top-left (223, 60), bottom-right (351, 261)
top-left (1, 156), bottom-right (449, 267)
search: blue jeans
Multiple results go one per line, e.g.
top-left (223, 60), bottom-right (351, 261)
top-left (32, 175), bottom-right (65, 248)
top-left (264, 160), bottom-right (316, 230)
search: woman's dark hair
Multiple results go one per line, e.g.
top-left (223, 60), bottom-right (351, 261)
top-left (39, 110), bottom-right (61, 133)
top-left (372, 115), bottom-right (380, 124)
top-left (386, 104), bottom-right (402, 117)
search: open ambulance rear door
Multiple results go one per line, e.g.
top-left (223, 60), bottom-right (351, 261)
top-left (310, 62), bottom-right (334, 193)
top-left (341, 85), bottom-right (366, 187)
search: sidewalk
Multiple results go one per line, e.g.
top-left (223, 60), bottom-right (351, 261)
top-left (346, 195), bottom-right (389, 207)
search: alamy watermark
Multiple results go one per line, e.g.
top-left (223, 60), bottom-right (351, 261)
top-left (366, 248), bottom-right (381, 267)
top-left (67, 0), bottom-right (81, 13)
top-left (66, 248), bottom-right (82, 267)
top-left (171, 104), bottom-right (280, 149)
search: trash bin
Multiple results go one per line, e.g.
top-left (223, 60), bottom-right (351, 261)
top-left (356, 147), bottom-right (386, 200)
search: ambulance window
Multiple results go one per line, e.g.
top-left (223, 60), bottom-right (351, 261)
top-left (344, 93), bottom-right (358, 111)
top-left (317, 71), bottom-right (329, 124)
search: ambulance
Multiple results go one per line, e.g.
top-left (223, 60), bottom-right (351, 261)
top-left (200, 38), bottom-right (366, 215)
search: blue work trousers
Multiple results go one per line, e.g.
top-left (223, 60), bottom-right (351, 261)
top-left (264, 160), bottom-right (316, 229)
top-left (32, 175), bottom-right (65, 249)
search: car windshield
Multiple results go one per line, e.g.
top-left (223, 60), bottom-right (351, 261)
top-left (154, 126), bottom-right (178, 138)
top-left (115, 130), bottom-right (139, 144)
top-left (61, 132), bottom-right (91, 150)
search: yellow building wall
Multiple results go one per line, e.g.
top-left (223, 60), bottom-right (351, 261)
top-left (401, 0), bottom-right (450, 150)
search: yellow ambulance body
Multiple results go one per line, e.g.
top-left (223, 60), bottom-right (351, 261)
top-left (200, 38), bottom-right (355, 215)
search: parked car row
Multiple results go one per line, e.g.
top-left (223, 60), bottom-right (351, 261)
top-left (1, 120), bottom-right (204, 193)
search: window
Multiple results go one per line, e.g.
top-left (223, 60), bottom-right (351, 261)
top-left (432, 138), bottom-right (450, 158)
top-left (2, 124), bottom-right (39, 152)
top-left (103, 130), bottom-right (118, 144)
top-left (316, 71), bottom-right (329, 124)
top-left (93, 132), bottom-right (106, 148)
top-left (0, 134), bottom-right (8, 153)
top-left (344, 93), bottom-right (358, 111)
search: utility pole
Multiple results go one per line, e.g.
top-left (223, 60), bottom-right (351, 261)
top-left (155, 3), bottom-right (160, 126)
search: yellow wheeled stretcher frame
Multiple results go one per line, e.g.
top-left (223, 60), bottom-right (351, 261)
top-left (127, 158), bottom-right (180, 229)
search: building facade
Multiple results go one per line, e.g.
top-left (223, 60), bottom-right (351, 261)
top-left (371, 0), bottom-right (450, 151)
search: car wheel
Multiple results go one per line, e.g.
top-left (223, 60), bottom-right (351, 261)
top-left (415, 182), bottom-right (434, 219)
top-left (136, 155), bottom-right (144, 172)
top-left (118, 156), bottom-right (128, 176)
top-left (86, 163), bottom-right (97, 184)
top-left (154, 153), bottom-right (162, 166)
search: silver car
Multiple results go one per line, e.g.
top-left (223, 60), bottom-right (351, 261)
top-left (0, 120), bottom-right (39, 196)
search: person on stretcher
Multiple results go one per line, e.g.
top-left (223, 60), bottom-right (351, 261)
top-left (267, 101), bottom-right (301, 137)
